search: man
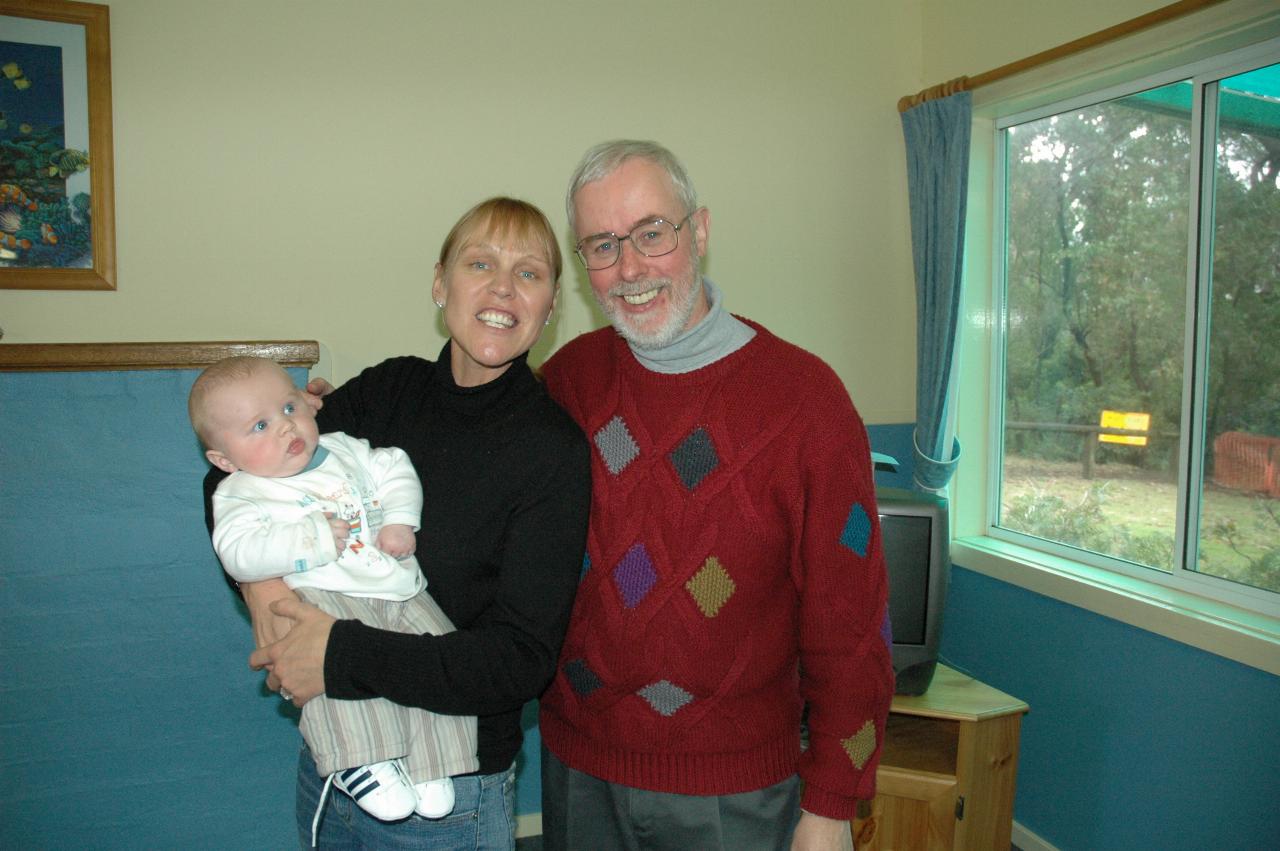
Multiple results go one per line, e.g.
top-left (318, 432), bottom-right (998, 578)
top-left (538, 140), bottom-right (894, 850)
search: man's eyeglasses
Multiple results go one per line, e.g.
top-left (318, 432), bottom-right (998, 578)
top-left (574, 213), bottom-right (694, 271)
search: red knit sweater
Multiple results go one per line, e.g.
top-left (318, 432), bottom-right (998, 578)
top-left (539, 319), bottom-right (894, 819)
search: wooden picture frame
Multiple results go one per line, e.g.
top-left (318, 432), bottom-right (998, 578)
top-left (0, 0), bottom-right (115, 290)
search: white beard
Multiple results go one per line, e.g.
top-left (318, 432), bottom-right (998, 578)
top-left (597, 262), bottom-right (703, 350)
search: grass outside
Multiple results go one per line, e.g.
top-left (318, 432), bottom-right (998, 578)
top-left (1000, 455), bottom-right (1279, 590)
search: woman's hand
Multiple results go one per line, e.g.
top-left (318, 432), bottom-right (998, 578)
top-left (241, 577), bottom-right (300, 649)
top-left (248, 598), bottom-right (336, 706)
top-left (302, 377), bottom-right (335, 413)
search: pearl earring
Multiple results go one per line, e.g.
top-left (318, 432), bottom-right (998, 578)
top-left (435, 299), bottom-right (445, 309)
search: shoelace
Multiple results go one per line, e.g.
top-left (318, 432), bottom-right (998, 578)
top-left (311, 761), bottom-right (415, 846)
top-left (311, 774), bottom-right (335, 848)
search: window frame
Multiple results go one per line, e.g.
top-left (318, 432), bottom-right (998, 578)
top-left (951, 13), bottom-right (1280, 676)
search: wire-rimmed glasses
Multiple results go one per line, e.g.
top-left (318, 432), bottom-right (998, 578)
top-left (574, 213), bottom-right (694, 270)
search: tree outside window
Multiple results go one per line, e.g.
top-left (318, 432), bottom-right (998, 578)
top-left (996, 58), bottom-right (1279, 597)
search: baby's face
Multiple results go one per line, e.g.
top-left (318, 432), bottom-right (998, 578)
top-left (205, 365), bottom-right (320, 478)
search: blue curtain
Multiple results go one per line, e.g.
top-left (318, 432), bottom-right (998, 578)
top-left (900, 91), bottom-right (971, 492)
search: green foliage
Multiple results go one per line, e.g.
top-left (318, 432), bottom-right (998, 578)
top-left (1004, 484), bottom-right (1174, 570)
top-left (1000, 69), bottom-right (1279, 599)
top-left (1003, 78), bottom-right (1278, 469)
top-left (1207, 501), bottom-right (1280, 592)
top-left (1206, 139), bottom-right (1280, 441)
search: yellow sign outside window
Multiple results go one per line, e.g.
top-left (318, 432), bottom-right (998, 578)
top-left (1099, 410), bottom-right (1150, 446)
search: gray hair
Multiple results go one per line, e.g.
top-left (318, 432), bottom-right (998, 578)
top-left (565, 139), bottom-right (698, 234)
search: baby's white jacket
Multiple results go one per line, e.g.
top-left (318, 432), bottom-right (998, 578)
top-left (211, 432), bottom-right (425, 600)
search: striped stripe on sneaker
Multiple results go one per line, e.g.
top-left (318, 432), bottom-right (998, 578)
top-left (339, 767), bottom-right (377, 801)
top-left (329, 759), bottom-right (416, 821)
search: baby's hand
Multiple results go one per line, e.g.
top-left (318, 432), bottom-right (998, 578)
top-left (376, 524), bottom-right (416, 559)
top-left (326, 514), bottom-right (351, 553)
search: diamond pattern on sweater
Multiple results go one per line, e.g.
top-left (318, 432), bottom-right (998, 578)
top-left (669, 427), bottom-right (719, 490)
top-left (613, 542), bottom-right (657, 608)
top-left (594, 415), bottom-right (640, 475)
top-left (685, 556), bottom-right (736, 618)
top-left (564, 658), bottom-right (602, 697)
top-left (839, 502), bottom-right (872, 557)
top-left (638, 680), bottom-right (693, 717)
top-left (841, 719), bottom-right (878, 770)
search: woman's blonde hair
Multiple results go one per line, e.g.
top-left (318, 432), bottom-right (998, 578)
top-left (438, 197), bottom-right (562, 283)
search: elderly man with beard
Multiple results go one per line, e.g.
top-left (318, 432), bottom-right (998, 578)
top-left (538, 140), bottom-right (894, 851)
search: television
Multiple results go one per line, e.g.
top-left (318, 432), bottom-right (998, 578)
top-left (876, 486), bottom-right (950, 696)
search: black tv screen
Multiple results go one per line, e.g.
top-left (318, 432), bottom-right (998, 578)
top-left (881, 514), bottom-right (931, 645)
top-left (876, 487), bottom-right (950, 695)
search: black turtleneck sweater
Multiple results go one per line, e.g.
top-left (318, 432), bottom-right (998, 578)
top-left (204, 344), bottom-right (590, 774)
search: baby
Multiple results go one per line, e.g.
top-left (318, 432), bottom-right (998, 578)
top-left (189, 355), bottom-right (476, 829)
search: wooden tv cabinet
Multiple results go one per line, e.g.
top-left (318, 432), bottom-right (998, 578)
top-left (851, 665), bottom-right (1029, 850)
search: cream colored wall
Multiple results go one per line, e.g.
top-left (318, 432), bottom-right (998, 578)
top-left (919, 0), bottom-right (1173, 84)
top-left (0, 0), bottom-right (924, 422)
top-left (1, 0), bottom-right (1172, 424)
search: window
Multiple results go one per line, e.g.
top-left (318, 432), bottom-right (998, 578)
top-left (955, 34), bottom-right (1280, 665)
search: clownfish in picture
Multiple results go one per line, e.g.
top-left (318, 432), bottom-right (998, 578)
top-left (0, 184), bottom-right (37, 211)
top-left (0, 185), bottom-right (56, 253)
top-left (0, 231), bottom-right (32, 251)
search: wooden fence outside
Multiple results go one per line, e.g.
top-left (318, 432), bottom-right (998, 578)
top-left (1005, 421), bottom-right (1178, 479)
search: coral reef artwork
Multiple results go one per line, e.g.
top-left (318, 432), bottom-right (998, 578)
top-left (0, 39), bottom-right (92, 269)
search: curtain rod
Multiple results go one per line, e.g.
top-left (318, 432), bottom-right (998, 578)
top-left (897, 0), bottom-right (1229, 112)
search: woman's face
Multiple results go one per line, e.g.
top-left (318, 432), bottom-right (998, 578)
top-left (433, 230), bottom-right (557, 387)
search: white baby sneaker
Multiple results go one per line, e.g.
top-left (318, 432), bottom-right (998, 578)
top-left (331, 760), bottom-right (416, 821)
top-left (413, 776), bottom-right (456, 818)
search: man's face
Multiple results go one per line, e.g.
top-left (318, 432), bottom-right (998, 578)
top-left (572, 157), bottom-right (710, 349)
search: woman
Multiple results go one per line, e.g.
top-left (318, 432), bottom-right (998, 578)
top-left (224, 197), bottom-right (591, 849)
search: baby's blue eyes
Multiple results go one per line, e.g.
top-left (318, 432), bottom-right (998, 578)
top-left (250, 402), bottom-right (296, 434)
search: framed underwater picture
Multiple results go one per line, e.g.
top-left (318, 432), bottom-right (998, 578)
top-left (0, 0), bottom-right (114, 290)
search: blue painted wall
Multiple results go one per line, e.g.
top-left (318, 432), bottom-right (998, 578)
top-left (6, 369), bottom-right (1273, 849)
top-left (870, 421), bottom-right (1280, 848)
top-left (940, 566), bottom-right (1280, 850)
top-left (867, 422), bottom-right (917, 491)
top-left (1, 368), bottom-right (306, 847)
top-left (0, 366), bottom-right (552, 846)
top-left (0, 368), bottom-right (911, 846)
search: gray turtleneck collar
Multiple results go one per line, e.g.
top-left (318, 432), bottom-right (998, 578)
top-left (628, 278), bottom-right (756, 374)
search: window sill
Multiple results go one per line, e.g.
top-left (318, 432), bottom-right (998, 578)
top-left (951, 536), bottom-right (1280, 676)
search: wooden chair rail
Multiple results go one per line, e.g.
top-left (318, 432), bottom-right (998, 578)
top-left (0, 341), bottom-right (320, 372)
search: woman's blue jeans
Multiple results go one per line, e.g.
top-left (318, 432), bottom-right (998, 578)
top-left (296, 745), bottom-right (516, 850)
